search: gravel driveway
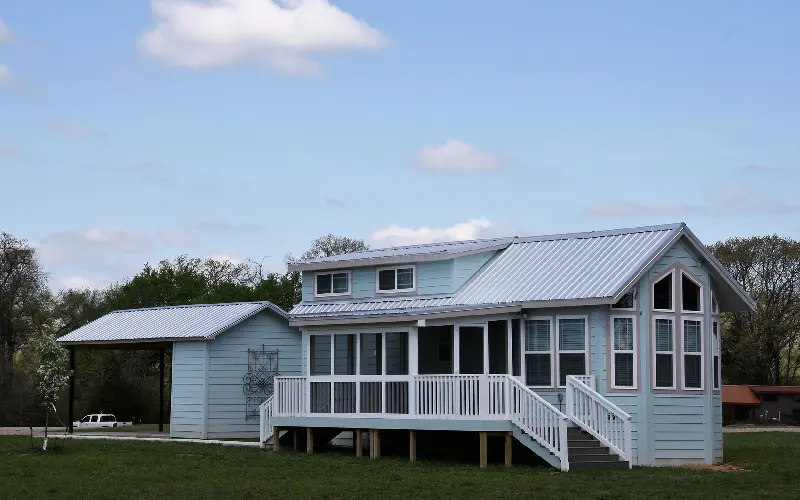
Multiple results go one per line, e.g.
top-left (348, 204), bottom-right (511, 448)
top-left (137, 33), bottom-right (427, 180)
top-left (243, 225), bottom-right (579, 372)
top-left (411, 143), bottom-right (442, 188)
top-left (0, 427), bottom-right (67, 436)
top-left (724, 426), bottom-right (800, 433)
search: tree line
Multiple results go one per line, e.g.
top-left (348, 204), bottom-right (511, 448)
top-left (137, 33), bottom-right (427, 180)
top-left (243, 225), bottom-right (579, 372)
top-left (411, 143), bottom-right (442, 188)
top-left (0, 230), bottom-right (798, 426)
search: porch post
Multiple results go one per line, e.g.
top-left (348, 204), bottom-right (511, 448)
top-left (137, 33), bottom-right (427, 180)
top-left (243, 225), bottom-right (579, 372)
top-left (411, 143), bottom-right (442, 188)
top-left (68, 347), bottom-right (75, 434)
top-left (519, 319), bottom-right (526, 384)
top-left (409, 327), bottom-right (418, 416)
top-left (506, 320), bottom-right (513, 376)
top-left (158, 348), bottom-right (165, 433)
top-left (453, 326), bottom-right (460, 374)
top-left (482, 323), bottom-right (489, 375)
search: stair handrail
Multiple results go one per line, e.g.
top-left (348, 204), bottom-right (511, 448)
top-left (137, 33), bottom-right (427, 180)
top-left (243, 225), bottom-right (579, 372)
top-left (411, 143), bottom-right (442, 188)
top-left (565, 375), bottom-right (632, 466)
top-left (507, 376), bottom-right (570, 471)
top-left (259, 395), bottom-right (275, 447)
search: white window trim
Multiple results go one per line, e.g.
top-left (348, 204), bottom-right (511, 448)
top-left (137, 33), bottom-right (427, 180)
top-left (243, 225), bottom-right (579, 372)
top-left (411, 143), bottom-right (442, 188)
top-left (313, 270), bottom-right (352, 298)
top-left (652, 270), bottom-right (675, 313)
top-left (523, 317), bottom-right (555, 388)
top-left (556, 315), bottom-right (590, 388)
top-left (712, 319), bottom-right (721, 390)
top-left (610, 315), bottom-right (637, 389)
top-left (680, 270), bottom-right (704, 314)
top-left (375, 264), bottom-right (417, 294)
top-left (610, 289), bottom-right (637, 311)
top-left (652, 315), bottom-right (676, 390)
top-left (681, 317), bottom-right (705, 391)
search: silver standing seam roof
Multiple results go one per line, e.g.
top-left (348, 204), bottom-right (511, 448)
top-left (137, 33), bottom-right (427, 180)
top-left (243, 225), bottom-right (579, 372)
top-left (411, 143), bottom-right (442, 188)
top-left (289, 223), bottom-right (756, 323)
top-left (57, 301), bottom-right (287, 345)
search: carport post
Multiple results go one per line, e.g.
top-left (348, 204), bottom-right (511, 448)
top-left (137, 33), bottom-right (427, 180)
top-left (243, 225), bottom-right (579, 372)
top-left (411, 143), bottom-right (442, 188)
top-left (159, 348), bottom-right (165, 433)
top-left (68, 347), bottom-right (75, 434)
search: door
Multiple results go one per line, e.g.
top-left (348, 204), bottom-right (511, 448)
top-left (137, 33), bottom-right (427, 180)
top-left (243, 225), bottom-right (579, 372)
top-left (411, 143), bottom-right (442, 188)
top-left (458, 325), bottom-right (485, 374)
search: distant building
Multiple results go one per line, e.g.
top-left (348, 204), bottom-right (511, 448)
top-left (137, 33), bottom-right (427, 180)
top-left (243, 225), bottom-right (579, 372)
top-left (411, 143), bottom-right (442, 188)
top-left (722, 385), bottom-right (800, 425)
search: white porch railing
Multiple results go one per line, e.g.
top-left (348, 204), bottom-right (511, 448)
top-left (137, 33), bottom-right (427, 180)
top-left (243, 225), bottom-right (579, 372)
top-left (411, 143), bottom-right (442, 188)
top-left (565, 375), bottom-right (632, 467)
top-left (570, 375), bottom-right (596, 391)
top-left (272, 374), bottom-right (570, 470)
top-left (258, 396), bottom-right (274, 447)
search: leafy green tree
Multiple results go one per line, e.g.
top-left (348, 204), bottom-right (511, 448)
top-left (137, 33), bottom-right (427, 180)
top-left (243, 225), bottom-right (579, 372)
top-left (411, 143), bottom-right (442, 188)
top-left (710, 235), bottom-right (800, 385)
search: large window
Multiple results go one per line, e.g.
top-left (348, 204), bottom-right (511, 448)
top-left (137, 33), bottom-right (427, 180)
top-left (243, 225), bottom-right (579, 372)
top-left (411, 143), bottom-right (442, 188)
top-left (310, 335), bottom-right (332, 375)
top-left (653, 317), bottom-right (675, 389)
top-left (712, 320), bottom-right (721, 390)
top-left (315, 271), bottom-right (351, 297)
top-left (611, 316), bottom-right (636, 389)
top-left (653, 271), bottom-right (674, 311)
top-left (558, 317), bottom-right (588, 386)
top-left (683, 319), bottom-right (703, 390)
top-left (334, 334), bottom-right (356, 375)
top-left (376, 266), bottom-right (416, 293)
top-left (681, 271), bottom-right (703, 312)
top-left (310, 332), bottom-right (409, 377)
top-left (524, 318), bottom-right (552, 386)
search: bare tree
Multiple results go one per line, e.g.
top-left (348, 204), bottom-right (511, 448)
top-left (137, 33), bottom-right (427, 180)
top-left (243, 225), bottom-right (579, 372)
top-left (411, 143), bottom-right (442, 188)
top-left (286, 234), bottom-right (369, 264)
top-left (710, 236), bottom-right (800, 385)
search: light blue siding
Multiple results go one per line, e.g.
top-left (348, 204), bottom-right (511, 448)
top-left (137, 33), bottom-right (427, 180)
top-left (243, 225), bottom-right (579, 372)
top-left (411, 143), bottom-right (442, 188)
top-left (300, 251), bottom-right (498, 302)
top-left (170, 341), bottom-right (207, 438)
top-left (205, 310), bottom-right (302, 439)
top-left (713, 394), bottom-right (723, 462)
top-left (652, 394), bottom-right (707, 464)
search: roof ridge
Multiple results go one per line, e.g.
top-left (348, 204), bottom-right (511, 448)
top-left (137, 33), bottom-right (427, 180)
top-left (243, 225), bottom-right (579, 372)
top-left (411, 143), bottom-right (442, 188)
top-left (514, 223), bottom-right (685, 243)
top-left (110, 301), bottom-right (269, 314)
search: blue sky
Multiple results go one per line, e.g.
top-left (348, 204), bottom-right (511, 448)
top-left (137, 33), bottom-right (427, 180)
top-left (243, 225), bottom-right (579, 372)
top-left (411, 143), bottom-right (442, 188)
top-left (1, 0), bottom-right (799, 290)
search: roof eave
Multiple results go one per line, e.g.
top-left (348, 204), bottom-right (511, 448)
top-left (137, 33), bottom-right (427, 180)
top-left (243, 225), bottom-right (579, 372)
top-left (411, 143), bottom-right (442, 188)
top-left (288, 242), bottom-right (512, 272)
top-left (289, 305), bottom-right (522, 327)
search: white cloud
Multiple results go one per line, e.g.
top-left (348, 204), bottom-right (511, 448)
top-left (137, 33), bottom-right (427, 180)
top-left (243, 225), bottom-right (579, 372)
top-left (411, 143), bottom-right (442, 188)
top-left (0, 64), bottom-right (11, 85)
top-left (38, 226), bottom-right (152, 263)
top-left (209, 252), bottom-right (241, 264)
top-left (371, 218), bottom-right (494, 246)
top-left (59, 275), bottom-right (105, 290)
top-left (138, 0), bottom-right (388, 76)
top-left (0, 17), bottom-right (12, 44)
top-left (49, 120), bottom-right (103, 139)
top-left (413, 139), bottom-right (506, 173)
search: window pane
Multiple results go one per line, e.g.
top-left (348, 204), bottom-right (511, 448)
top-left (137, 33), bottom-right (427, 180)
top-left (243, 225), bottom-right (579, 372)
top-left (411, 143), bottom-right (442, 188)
top-left (655, 353), bottom-right (673, 388)
top-left (438, 330), bottom-right (453, 363)
top-left (653, 274), bottom-right (673, 310)
top-left (310, 336), bottom-right (331, 375)
top-left (612, 291), bottom-right (635, 309)
top-left (559, 353), bottom-right (586, 385)
top-left (316, 274), bottom-right (332, 295)
top-left (655, 319), bottom-right (673, 352)
top-left (614, 353), bottom-right (634, 387)
top-left (378, 269), bottom-right (395, 291)
top-left (512, 320), bottom-right (521, 377)
top-left (525, 354), bottom-right (551, 386)
top-left (559, 318), bottom-right (585, 351)
top-left (396, 268), bottom-right (414, 289)
top-left (385, 332), bottom-right (408, 375)
top-left (360, 333), bottom-right (382, 375)
top-left (333, 334), bottom-right (356, 375)
top-left (683, 320), bottom-right (701, 353)
top-left (684, 355), bottom-right (702, 388)
top-left (525, 320), bottom-right (550, 351)
top-left (613, 317), bottom-right (634, 351)
top-left (713, 356), bottom-right (720, 389)
top-left (682, 273), bottom-right (701, 311)
top-left (332, 272), bottom-right (349, 294)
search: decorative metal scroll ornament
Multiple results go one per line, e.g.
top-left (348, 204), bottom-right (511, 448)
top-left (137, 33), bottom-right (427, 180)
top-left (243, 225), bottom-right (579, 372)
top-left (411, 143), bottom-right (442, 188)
top-left (242, 346), bottom-right (279, 420)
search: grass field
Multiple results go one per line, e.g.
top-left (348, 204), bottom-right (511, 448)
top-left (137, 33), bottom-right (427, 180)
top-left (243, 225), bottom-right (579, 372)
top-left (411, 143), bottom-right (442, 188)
top-left (2, 433), bottom-right (798, 500)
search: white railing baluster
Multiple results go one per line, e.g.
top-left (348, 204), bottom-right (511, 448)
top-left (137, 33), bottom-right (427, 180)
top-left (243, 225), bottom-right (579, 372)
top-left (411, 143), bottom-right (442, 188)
top-left (565, 375), bottom-right (632, 467)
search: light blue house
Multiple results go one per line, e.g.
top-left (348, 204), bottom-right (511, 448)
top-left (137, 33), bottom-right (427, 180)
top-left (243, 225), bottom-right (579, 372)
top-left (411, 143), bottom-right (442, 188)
top-left (262, 222), bottom-right (754, 469)
top-left (58, 302), bottom-right (301, 440)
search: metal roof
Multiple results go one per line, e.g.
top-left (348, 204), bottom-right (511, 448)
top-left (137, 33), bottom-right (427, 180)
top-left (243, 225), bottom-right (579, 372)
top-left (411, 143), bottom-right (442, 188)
top-left (288, 237), bottom-right (513, 272)
top-left (57, 302), bottom-right (287, 345)
top-left (289, 222), bottom-right (756, 324)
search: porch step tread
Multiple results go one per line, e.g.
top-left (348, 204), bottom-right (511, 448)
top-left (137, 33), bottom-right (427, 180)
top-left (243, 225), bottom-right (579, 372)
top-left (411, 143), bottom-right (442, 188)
top-left (569, 454), bottom-right (621, 463)
top-left (570, 460), bottom-right (629, 470)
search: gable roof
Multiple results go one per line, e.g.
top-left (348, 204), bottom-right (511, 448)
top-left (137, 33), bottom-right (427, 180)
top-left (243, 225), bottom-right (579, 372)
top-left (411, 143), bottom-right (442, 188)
top-left (289, 223), bottom-right (756, 325)
top-left (288, 237), bottom-right (514, 272)
top-left (57, 301), bottom-right (288, 345)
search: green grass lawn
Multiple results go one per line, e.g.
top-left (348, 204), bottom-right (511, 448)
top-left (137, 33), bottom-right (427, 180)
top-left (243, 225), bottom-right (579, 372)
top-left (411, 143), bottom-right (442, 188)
top-left (1, 433), bottom-right (798, 500)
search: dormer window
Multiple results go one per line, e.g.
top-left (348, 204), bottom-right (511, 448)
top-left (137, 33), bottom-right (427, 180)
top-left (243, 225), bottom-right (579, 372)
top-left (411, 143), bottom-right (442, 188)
top-left (681, 271), bottom-right (703, 312)
top-left (315, 271), bottom-right (351, 297)
top-left (376, 265), bottom-right (416, 293)
top-left (653, 271), bottom-right (674, 311)
top-left (611, 290), bottom-right (636, 310)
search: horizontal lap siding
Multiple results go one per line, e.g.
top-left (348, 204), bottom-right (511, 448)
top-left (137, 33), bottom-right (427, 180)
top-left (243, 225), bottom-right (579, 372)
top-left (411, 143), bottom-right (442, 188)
top-left (452, 251), bottom-right (496, 291)
top-left (606, 394), bottom-right (640, 464)
top-left (171, 342), bottom-right (207, 438)
top-left (713, 394), bottom-right (723, 462)
top-left (653, 394), bottom-right (707, 464)
top-left (206, 311), bottom-right (302, 439)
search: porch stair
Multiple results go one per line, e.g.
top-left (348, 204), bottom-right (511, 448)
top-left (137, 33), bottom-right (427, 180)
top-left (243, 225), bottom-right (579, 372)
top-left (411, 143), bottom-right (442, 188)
top-left (567, 428), bottom-right (629, 469)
